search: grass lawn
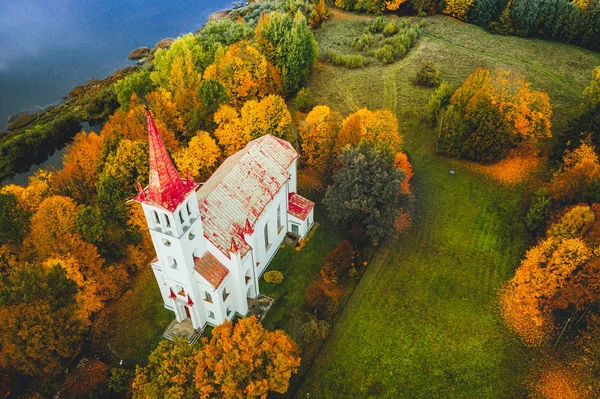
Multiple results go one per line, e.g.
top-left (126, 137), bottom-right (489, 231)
top-left (260, 206), bottom-right (343, 331)
top-left (294, 10), bottom-right (600, 398)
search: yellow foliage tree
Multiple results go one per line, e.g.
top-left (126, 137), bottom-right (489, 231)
top-left (336, 108), bottom-right (404, 154)
top-left (203, 41), bottom-right (283, 107)
top-left (174, 131), bottom-right (221, 180)
top-left (213, 95), bottom-right (292, 156)
top-left (385, 0), bottom-right (408, 10)
top-left (27, 195), bottom-right (80, 260)
top-left (101, 139), bottom-right (149, 191)
top-left (1, 169), bottom-right (53, 212)
top-left (300, 105), bottom-right (341, 180)
top-left (443, 0), bottom-right (475, 21)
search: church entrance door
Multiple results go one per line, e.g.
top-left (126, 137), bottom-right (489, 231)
top-left (184, 306), bottom-right (191, 319)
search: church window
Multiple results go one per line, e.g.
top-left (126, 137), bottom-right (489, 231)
top-left (153, 210), bottom-right (160, 224)
top-left (186, 202), bottom-right (191, 216)
top-left (277, 205), bottom-right (282, 232)
top-left (208, 311), bottom-right (215, 319)
top-left (188, 231), bottom-right (195, 240)
top-left (168, 256), bottom-right (177, 269)
top-left (164, 214), bottom-right (171, 228)
top-left (204, 291), bottom-right (212, 303)
top-left (179, 210), bottom-right (184, 224)
top-left (162, 238), bottom-right (171, 247)
top-left (264, 223), bottom-right (270, 251)
top-left (222, 288), bottom-right (230, 302)
top-left (226, 307), bottom-right (232, 317)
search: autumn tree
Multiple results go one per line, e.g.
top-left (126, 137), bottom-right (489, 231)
top-left (27, 195), bottom-right (80, 260)
top-left (214, 96), bottom-right (292, 155)
top-left (443, 0), bottom-right (475, 21)
top-left (151, 34), bottom-right (208, 88)
top-left (305, 278), bottom-right (343, 319)
top-left (194, 316), bottom-right (300, 398)
top-left (197, 79), bottom-right (230, 130)
top-left (174, 131), bottom-right (221, 181)
top-left (501, 237), bottom-right (594, 346)
top-left (114, 70), bottom-right (154, 109)
top-left (0, 263), bottom-right (83, 376)
top-left (0, 192), bottom-right (30, 246)
top-left (132, 339), bottom-right (199, 399)
top-left (2, 169), bottom-right (53, 212)
top-left (101, 139), bottom-right (149, 192)
top-left (203, 41), bottom-right (283, 107)
top-left (562, 67), bottom-right (600, 154)
top-left (335, 108), bottom-right (404, 155)
top-left (549, 141), bottom-right (600, 203)
top-left (299, 105), bottom-right (341, 180)
top-left (255, 11), bottom-right (318, 95)
top-left (283, 309), bottom-right (330, 360)
top-left (438, 67), bottom-right (552, 163)
top-left (52, 131), bottom-right (103, 205)
top-left (324, 141), bottom-right (404, 245)
top-left (394, 152), bottom-right (414, 194)
top-left (324, 240), bottom-right (356, 281)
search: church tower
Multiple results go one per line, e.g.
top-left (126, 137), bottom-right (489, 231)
top-left (134, 111), bottom-right (206, 328)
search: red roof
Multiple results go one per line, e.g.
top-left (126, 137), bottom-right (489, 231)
top-left (288, 192), bottom-right (315, 221)
top-left (134, 111), bottom-right (198, 212)
top-left (197, 135), bottom-right (298, 258)
top-left (194, 252), bottom-right (229, 288)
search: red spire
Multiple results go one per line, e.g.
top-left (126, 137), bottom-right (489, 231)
top-left (187, 295), bottom-right (194, 307)
top-left (169, 288), bottom-right (176, 300)
top-left (134, 111), bottom-right (198, 211)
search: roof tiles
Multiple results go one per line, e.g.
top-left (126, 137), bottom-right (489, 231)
top-left (193, 252), bottom-right (229, 289)
top-left (197, 135), bottom-right (298, 257)
top-left (288, 192), bottom-right (315, 221)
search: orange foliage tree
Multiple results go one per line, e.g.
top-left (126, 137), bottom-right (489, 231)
top-left (2, 169), bottom-right (53, 212)
top-left (194, 316), bottom-right (300, 398)
top-left (394, 152), bottom-right (414, 194)
top-left (549, 141), bottom-right (600, 202)
top-left (203, 41), bottom-right (283, 108)
top-left (500, 237), bottom-right (593, 346)
top-left (52, 131), bottom-right (103, 205)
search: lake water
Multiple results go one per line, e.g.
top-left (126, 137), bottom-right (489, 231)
top-left (0, 0), bottom-right (235, 185)
top-left (0, 0), bottom-right (235, 131)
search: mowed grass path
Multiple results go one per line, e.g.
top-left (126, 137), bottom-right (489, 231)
top-left (295, 11), bottom-right (599, 398)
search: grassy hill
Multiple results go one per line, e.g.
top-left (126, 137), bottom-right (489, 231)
top-left (294, 10), bottom-right (599, 398)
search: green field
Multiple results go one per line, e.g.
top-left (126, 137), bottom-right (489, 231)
top-left (295, 11), bottom-right (600, 398)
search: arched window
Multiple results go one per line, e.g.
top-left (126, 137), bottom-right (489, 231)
top-left (264, 223), bottom-right (270, 251)
top-left (186, 202), bottom-right (191, 216)
top-left (208, 311), bottom-right (215, 319)
top-left (153, 210), bottom-right (160, 224)
top-left (162, 238), bottom-right (171, 247)
top-left (188, 231), bottom-right (195, 240)
top-left (168, 256), bottom-right (177, 269)
top-left (179, 210), bottom-right (184, 224)
top-left (164, 214), bottom-right (171, 228)
top-left (277, 205), bottom-right (282, 231)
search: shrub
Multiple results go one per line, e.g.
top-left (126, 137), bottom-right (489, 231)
top-left (325, 240), bottom-right (356, 280)
top-left (375, 44), bottom-right (395, 64)
top-left (321, 50), bottom-right (369, 68)
top-left (368, 16), bottom-right (388, 33)
top-left (526, 189), bottom-right (551, 235)
top-left (383, 22), bottom-right (399, 37)
top-left (415, 62), bottom-right (441, 87)
top-left (295, 87), bottom-right (313, 112)
top-left (263, 270), bottom-right (284, 285)
top-left (425, 82), bottom-right (453, 125)
top-left (353, 32), bottom-right (373, 51)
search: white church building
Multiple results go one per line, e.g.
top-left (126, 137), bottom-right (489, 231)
top-left (134, 112), bottom-right (315, 329)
